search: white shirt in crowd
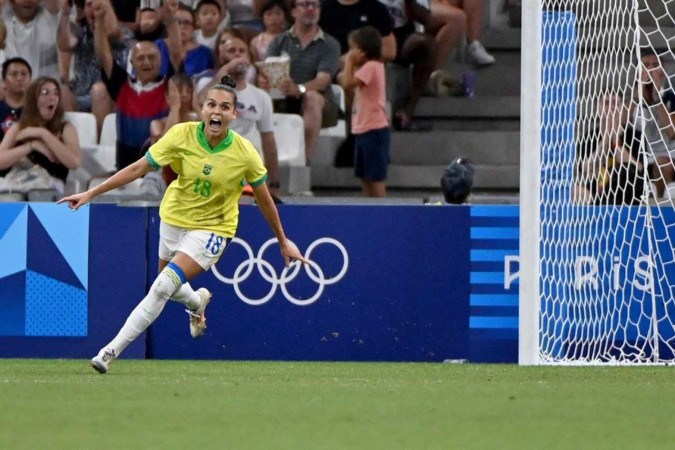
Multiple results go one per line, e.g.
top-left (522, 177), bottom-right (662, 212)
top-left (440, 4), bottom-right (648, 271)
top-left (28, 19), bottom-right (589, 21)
top-left (2, 6), bottom-right (60, 79)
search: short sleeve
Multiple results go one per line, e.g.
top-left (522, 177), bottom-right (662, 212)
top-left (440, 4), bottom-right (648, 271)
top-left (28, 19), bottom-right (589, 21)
top-left (101, 61), bottom-right (129, 101)
top-left (317, 35), bottom-right (341, 78)
top-left (147, 123), bottom-right (185, 168)
top-left (355, 61), bottom-right (377, 86)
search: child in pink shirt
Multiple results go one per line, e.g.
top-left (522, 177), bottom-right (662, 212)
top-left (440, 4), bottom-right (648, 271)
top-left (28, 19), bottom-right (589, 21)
top-left (341, 26), bottom-right (390, 197)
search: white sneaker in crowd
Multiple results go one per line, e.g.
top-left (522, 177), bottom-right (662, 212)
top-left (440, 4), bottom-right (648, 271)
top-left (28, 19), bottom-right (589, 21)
top-left (186, 288), bottom-right (212, 338)
top-left (466, 40), bottom-right (495, 67)
top-left (91, 347), bottom-right (116, 374)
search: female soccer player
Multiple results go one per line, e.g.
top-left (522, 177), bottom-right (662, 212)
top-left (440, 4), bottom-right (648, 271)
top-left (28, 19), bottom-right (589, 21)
top-left (59, 75), bottom-right (307, 374)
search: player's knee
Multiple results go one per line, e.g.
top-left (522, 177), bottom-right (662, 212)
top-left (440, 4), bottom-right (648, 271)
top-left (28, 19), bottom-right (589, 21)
top-left (151, 262), bottom-right (186, 300)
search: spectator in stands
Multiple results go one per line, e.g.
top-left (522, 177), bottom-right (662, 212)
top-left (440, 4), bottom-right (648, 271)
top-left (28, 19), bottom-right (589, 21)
top-left (94, 0), bottom-right (182, 170)
top-left (195, 36), bottom-right (280, 196)
top-left (631, 48), bottom-right (675, 199)
top-left (249, 0), bottom-right (288, 62)
top-left (377, 0), bottom-right (435, 131)
top-left (151, 73), bottom-right (200, 144)
top-left (429, 0), bottom-right (494, 68)
top-left (195, 28), bottom-right (257, 92)
top-left (319, 0), bottom-right (395, 62)
top-left (156, 3), bottom-right (213, 76)
top-left (341, 26), bottom-right (389, 197)
top-left (58, 0), bottom-right (133, 135)
top-left (0, 77), bottom-right (81, 194)
top-left (262, 0), bottom-right (340, 163)
top-left (319, 0), bottom-right (395, 166)
top-left (193, 0), bottom-right (226, 50)
top-left (575, 92), bottom-right (644, 205)
top-left (2, 0), bottom-right (60, 79)
top-left (0, 58), bottom-right (32, 145)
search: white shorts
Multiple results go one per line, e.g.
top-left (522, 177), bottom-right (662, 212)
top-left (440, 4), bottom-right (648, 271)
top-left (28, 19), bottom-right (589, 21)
top-left (158, 221), bottom-right (230, 270)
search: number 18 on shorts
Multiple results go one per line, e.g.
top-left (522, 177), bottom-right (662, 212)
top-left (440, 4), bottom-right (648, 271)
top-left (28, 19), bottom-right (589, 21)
top-left (159, 221), bottom-right (230, 270)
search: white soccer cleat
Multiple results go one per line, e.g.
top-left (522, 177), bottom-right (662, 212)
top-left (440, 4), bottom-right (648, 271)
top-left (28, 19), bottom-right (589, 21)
top-left (466, 40), bottom-right (495, 67)
top-left (187, 288), bottom-right (212, 339)
top-left (91, 347), bottom-right (116, 374)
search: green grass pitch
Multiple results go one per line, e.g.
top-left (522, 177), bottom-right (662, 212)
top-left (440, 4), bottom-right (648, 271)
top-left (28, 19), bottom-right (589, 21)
top-left (1, 359), bottom-right (675, 449)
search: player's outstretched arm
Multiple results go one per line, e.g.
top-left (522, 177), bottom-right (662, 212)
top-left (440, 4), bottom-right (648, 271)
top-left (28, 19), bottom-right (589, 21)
top-left (252, 182), bottom-right (309, 267)
top-left (58, 157), bottom-right (154, 210)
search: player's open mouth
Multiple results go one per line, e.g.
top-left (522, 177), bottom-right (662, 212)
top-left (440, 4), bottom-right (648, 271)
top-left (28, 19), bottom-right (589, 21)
top-left (208, 117), bottom-right (222, 131)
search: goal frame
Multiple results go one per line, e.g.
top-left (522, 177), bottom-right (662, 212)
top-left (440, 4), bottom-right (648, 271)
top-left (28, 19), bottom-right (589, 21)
top-left (518, 0), bottom-right (675, 365)
top-left (519, 0), bottom-right (543, 365)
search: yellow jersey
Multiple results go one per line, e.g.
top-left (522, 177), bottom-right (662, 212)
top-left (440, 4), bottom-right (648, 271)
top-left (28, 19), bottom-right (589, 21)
top-left (146, 121), bottom-right (268, 237)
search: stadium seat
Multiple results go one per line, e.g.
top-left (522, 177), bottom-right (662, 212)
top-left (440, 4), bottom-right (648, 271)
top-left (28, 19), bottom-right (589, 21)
top-left (65, 111), bottom-right (98, 146)
top-left (319, 84), bottom-right (347, 138)
top-left (80, 113), bottom-right (117, 190)
top-left (64, 112), bottom-right (99, 194)
top-left (272, 113), bottom-right (306, 166)
top-left (99, 113), bottom-right (116, 146)
top-left (95, 113), bottom-right (117, 173)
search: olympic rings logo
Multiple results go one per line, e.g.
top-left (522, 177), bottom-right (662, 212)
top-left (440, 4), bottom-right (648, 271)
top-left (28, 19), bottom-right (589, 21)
top-left (210, 237), bottom-right (349, 306)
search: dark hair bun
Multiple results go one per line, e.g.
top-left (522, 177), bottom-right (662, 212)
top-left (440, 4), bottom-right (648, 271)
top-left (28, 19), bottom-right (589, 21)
top-left (220, 75), bottom-right (236, 88)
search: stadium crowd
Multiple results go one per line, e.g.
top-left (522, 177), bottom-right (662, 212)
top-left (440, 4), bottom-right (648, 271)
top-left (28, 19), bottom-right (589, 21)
top-left (0, 0), bottom-right (495, 200)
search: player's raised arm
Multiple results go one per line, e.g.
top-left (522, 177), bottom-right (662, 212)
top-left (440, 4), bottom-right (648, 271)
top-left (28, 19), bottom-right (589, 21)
top-left (58, 157), bottom-right (154, 210)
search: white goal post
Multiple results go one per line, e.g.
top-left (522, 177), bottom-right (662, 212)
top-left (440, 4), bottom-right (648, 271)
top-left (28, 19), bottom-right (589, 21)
top-left (520, 0), bottom-right (675, 364)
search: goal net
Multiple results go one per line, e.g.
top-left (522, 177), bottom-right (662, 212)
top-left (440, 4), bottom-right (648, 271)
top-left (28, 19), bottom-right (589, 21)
top-left (519, 0), bottom-right (675, 364)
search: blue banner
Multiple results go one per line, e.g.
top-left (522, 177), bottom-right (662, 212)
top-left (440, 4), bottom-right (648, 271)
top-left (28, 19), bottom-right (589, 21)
top-left (0, 203), bottom-right (146, 359)
top-left (148, 205), bottom-right (472, 362)
top-left (541, 206), bottom-right (675, 360)
top-left (0, 203), bottom-right (88, 337)
top-left (0, 203), bottom-right (524, 362)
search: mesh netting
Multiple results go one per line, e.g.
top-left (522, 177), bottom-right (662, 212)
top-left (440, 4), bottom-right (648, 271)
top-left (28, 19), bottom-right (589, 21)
top-left (538, 1), bottom-right (675, 363)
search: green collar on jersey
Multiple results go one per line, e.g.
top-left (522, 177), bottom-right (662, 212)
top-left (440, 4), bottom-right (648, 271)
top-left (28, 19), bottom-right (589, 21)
top-left (197, 122), bottom-right (234, 153)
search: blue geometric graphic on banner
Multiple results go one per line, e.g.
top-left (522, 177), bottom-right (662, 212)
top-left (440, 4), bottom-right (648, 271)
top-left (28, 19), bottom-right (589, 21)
top-left (0, 205), bottom-right (27, 279)
top-left (0, 271), bottom-right (26, 336)
top-left (30, 204), bottom-right (89, 289)
top-left (25, 271), bottom-right (87, 336)
top-left (26, 208), bottom-right (84, 290)
top-left (0, 203), bottom-right (25, 237)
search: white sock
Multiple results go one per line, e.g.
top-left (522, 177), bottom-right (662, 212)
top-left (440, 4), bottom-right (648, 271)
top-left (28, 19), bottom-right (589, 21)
top-left (171, 282), bottom-right (201, 310)
top-left (106, 268), bottom-right (181, 357)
